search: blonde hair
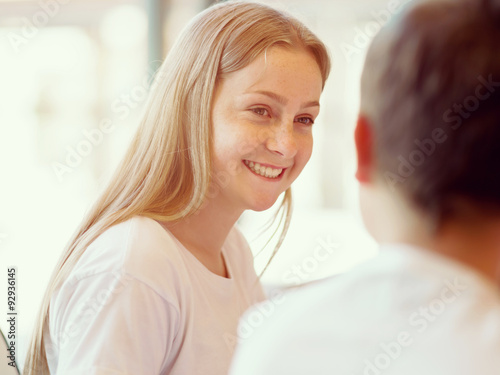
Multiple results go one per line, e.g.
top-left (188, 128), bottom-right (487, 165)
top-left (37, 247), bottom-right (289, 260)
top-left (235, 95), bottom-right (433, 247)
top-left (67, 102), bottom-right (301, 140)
top-left (24, 1), bottom-right (330, 373)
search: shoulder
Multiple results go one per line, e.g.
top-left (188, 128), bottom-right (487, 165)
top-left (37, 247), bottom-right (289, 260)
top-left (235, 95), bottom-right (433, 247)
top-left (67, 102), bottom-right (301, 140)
top-left (68, 216), bottom-right (189, 303)
top-left (231, 248), bottom-right (500, 375)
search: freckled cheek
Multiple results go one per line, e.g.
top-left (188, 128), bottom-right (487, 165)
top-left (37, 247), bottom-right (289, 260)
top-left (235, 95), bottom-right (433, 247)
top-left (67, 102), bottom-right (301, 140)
top-left (213, 131), bottom-right (257, 175)
top-left (297, 134), bottom-right (314, 164)
top-left (232, 129), bottom-right (263, 158)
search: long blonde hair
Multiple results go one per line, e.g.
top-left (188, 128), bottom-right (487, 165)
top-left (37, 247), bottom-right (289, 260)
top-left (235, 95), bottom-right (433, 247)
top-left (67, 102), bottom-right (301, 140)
top-left (24, 1), bottom-right (330, 373)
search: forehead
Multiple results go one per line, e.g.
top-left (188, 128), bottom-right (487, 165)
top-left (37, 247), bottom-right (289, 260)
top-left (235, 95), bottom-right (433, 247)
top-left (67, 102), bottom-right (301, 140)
top-left (217, 46), bottom-right (323, 97)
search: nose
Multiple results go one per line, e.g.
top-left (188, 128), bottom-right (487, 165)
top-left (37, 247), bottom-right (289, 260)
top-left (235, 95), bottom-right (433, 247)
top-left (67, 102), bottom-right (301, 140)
top-left (264, 122), bottom-right (298, 158)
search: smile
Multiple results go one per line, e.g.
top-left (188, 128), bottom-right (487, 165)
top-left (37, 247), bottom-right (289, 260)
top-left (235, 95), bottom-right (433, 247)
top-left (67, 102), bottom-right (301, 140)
top-left (243, 160), bottom-right (284, 179)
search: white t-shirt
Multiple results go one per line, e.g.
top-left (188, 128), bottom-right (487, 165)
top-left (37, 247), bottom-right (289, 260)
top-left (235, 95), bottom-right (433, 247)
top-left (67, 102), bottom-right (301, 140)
top-left (45, 216), bottom-right (265, 375)
top-left (229, 243), bottom-right (500, 375)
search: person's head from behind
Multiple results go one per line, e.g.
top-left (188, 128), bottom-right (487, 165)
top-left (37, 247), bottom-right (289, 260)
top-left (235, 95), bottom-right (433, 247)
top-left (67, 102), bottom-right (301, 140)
top-left (355, 0), bottom-right (500, 252)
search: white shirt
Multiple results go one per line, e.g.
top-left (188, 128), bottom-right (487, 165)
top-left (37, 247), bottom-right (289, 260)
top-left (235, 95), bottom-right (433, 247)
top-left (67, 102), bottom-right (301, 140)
top-left (46, 216), bottom-right (265, 375)
top-left (229, 244), bottom-right (500, 375)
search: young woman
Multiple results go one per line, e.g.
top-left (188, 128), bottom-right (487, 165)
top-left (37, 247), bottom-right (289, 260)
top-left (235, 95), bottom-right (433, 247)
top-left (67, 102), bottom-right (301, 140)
top-left (23, 2), bottom-right (330, 374)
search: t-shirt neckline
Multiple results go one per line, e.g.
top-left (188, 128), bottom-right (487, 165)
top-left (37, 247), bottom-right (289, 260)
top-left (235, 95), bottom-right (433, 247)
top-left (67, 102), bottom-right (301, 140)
top-left (153, 219), bottom-right (234, 282)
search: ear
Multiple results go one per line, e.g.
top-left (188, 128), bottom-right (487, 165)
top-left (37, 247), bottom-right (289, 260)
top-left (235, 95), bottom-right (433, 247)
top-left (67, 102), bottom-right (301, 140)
top-left (355, 115), bottom-right (374, 183)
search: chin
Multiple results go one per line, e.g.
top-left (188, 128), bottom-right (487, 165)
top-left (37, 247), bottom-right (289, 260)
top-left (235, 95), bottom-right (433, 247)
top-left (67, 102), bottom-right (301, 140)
top-left (246, 196), bottom-right (279, 212)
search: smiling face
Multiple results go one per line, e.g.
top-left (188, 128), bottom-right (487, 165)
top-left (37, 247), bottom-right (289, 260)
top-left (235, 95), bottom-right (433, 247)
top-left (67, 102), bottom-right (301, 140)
top-left (210, 46), bottom-right (323, 213)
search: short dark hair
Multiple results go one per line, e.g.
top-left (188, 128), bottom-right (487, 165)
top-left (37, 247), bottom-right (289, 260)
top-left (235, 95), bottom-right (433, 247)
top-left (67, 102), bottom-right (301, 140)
top-left (362, 0), bottom-right (500, 219)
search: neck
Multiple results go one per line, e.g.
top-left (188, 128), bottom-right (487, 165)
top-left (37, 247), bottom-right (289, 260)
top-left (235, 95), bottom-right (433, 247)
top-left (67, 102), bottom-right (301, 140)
top-left (161, 191), bottom-right (244, 270)
top-left (427, 218), bottom-right (500, 285)
top-left (365, 185), bottom-right (500, 285)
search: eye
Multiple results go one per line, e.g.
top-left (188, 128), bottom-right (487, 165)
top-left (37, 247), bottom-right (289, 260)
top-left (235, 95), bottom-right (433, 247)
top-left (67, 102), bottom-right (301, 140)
top-left (250, 107), bottom-right (270, 117)
top-left (296, 116), bottom-right (315, 126)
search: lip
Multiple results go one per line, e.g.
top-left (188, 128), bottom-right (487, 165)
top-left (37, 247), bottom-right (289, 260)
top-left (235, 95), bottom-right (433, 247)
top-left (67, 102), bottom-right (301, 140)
top-left (242, 160), bottom-right (287, 181)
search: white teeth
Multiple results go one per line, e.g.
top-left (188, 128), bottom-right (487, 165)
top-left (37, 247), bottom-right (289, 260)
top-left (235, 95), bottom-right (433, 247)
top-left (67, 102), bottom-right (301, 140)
top-left (244, 160), bottom-right (283, 179)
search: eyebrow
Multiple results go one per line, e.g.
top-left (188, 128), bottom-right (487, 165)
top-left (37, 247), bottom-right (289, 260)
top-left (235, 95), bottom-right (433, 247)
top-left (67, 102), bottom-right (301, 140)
top-left (251, 90), bottom-right (320, 109)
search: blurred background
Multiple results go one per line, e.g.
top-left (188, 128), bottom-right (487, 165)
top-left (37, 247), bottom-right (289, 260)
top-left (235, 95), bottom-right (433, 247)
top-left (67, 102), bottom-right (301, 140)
top-left (0, 0), bottom-right (411, 369)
